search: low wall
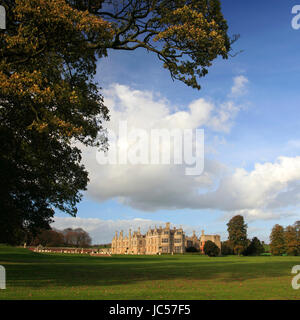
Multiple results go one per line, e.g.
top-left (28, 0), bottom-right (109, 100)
top-left (27, 247), bottom-right (112, 256)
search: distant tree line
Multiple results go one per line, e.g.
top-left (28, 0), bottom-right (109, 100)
top-left (29, 227), bottom-right (92, 248)
top-left (269, 221), bottom-right (300, 256)
top-left (219, 215), bottom-right (300, 257)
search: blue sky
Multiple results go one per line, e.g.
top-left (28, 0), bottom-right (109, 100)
top-left (54, 0), bottom-right (300, 243)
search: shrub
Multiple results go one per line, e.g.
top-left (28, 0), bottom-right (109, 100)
top-left (203, 241), bottom-right (220, 257)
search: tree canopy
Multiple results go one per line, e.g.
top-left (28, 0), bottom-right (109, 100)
top-left (86, 0), bottom-right (236, 89)
top-left (269, 224), bottom-right (286, 256)
top-left (244, 237), bottom-right (264, 256)
top-left (30, 227), bottom-right (92, 247)
top-left (0, 0), bottom-right (112, 244)
top-left (203, 240), bottom-right (220, 257)
top-left (284, 225), bottom-right (299, 256)
top-left (0, 0), bottom-right (235, 244)
top-left (226, 215), bottom-right (248, 255)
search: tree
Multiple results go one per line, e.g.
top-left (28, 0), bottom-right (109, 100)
top-left (203, 240), bottom-right (220, 257)
top-left (30, 229), bottom-right (65, 247)
top-left (62, 228), bottom-right (92, 247)
top-left (227, 215), bottom-right (248, 255)
top-left (244, 237), bottom-right (265, 256)
top-left (294, 221), bottom-right (300, 239)
top-left (0, 0), bottom-right (112, 244)
top-left (221, 240), bottom-right (233, 255)
top-left (285, 225), bottom-right (299, 256)
top-left (270, 224), bottom-right (286, 256)
top-left (0, 1), bottom-right (235, 244)
top-left (85, 0), bottom-right (237, 90)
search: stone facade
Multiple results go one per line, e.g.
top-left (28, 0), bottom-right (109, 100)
top-left (112, 223), bottom-right (221, 255)
top-left (185, 230), bottom-right (221, 254)
top-left (111, 222), bottom-right (185, 254)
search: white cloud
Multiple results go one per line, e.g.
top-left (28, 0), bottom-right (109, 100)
top-left (103, 83), bottom-right (242, 133)
top-left (76, 77), bottom-right (300, 221)
top-left (223, 209), bottom-right (293, 222)
top-left (79, 81), bottom-right (242, 211)
top-left (230, 75), bottom-right (249, 97)
top-left (195, 156), bottom-right (300, 219)
top-left (207, 101), bottom-right (241, 133)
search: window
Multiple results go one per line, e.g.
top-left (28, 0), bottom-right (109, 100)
top-left (162, 238), bottom-right (169, 243)
top-left (174, 239), bottom-right (182, 243)
top-left (164, 231), bottom-right (169, 234)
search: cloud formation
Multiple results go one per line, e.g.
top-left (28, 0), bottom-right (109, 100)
top-left (103, 82), bottom-right (243, 133)
top-left (81, 81), bottom-right (238, 210)
top-left (78, 77), bottom-right (300, 221)
top-left (230, 75), bottom-right (249, 97)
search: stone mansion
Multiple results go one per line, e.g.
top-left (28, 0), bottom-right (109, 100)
top-left (111, 222), bottom-right (221, 255)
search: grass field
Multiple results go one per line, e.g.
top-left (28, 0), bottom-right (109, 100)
top-left (0, 244), bottom-right (299, 300)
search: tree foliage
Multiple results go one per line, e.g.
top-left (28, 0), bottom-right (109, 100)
top-left (185, 246), bottom-right (199, 253)
top-left (0, 0), bottom-right (235, 244)
top-left (269, 222), bottom-right (300, 256)
top-left (62, 227), bottom-right (92, 247)
top-left (84, 0), bottom-right (236, 89)
top-left (30, 227), bottom-right (92, 247)
top-left (270, 224), bottom-right (286, 256)
top-left (221, 240), bottom-right (233, 256)
top-left (284, 225), bottom-right (299, 256)
top-left (227, 215), bottom-right (248, 255)
top-left (294, 221), bottom-right (300, 237)
top-left (203, 240), bottom-right (220, 257)
top-left (244, 237), bottom-right (264, 256)
top-left (0, 0), bottom-right (111, 244)
top-left (30, 229), bottom-right (65, 247)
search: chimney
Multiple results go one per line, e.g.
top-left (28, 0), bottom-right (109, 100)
top-left (166, 222), bottom-right (170, 229)
top-left (201, 230), bottom-right (204, 236)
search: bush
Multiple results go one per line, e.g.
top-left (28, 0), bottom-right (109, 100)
top-left (203, 241), bottom-right (220, 257)
top-left (185, 246), bottom-right (199, 253)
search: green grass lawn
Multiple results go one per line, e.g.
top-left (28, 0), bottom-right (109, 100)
top-left (0, 244), bottom-right (299, 300)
